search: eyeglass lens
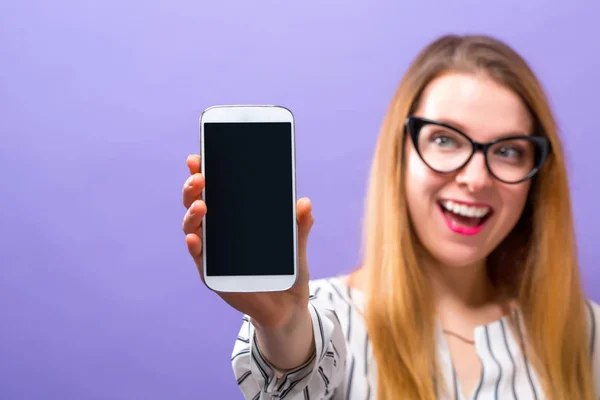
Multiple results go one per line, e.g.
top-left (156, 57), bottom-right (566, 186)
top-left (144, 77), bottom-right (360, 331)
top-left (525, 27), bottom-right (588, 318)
top-left (417, 124), bottom-right (537, 183)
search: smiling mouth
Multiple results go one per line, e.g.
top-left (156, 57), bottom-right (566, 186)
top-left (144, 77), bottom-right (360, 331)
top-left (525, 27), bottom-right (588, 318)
top-left (438, 199), bottom-right (493, 234)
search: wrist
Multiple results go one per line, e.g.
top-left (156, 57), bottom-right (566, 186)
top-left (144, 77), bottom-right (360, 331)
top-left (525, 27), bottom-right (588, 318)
top-left (253, 304), bottom-right (315, 371)
top-left (252, 303), bottom-right (311, 337)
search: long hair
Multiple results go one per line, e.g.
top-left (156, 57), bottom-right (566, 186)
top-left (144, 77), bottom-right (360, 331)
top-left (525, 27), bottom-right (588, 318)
top-left (360, 34), bottom-right (594, 399)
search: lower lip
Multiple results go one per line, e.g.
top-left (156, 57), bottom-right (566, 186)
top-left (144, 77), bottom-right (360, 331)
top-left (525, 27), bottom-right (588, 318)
top-left (438, 205), bottom-right (488, 236)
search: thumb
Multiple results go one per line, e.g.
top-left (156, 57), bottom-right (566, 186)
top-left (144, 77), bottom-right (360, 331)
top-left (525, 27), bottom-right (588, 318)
top-left (297, 197), bottom-right (314, 263)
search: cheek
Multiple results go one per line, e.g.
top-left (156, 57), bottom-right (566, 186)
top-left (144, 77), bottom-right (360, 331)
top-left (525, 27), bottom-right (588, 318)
top-left (404, 147), bottom-right (447, 218)
top-left (497, 183), bottom-right (531, 227)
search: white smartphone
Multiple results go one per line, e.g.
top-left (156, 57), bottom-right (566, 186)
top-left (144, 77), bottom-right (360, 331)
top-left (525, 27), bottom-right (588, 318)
top-left (199, 105), bottom-right (298, 293)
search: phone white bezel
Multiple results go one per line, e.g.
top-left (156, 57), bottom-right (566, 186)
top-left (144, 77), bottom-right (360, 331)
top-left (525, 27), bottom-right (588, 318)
top-left (199, 105), bottom-right (298, 293)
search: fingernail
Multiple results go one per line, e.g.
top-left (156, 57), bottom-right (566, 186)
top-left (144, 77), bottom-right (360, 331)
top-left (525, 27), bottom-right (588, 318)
top-left (188, 175), bottom-right (195, 188)
top-left (189, 203), bottom-right (195, 215)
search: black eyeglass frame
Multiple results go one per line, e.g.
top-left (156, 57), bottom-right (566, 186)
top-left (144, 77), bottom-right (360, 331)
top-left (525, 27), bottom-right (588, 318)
top-left (404, 116), bottom-right (551, 184)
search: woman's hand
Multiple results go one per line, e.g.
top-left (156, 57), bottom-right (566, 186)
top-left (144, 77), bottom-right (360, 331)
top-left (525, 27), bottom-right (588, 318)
top-left (181, 155), bottom-right (316, 369)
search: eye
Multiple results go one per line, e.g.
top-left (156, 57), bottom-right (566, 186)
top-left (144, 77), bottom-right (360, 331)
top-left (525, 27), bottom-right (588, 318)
top-left (419, 126), bottom-right (468, 153)
top-left (496, 146), bottom-right (523, 159)
top-left (431, 134), bottom-right (457, 148)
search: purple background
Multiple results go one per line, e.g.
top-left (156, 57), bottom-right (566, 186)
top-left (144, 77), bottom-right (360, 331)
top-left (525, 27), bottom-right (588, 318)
top-left (1, 0), bottom-right (599, 398)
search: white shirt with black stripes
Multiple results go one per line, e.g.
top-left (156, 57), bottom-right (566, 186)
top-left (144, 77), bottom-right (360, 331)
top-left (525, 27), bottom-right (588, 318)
top-left (231, 276), bottom-right (600, 399)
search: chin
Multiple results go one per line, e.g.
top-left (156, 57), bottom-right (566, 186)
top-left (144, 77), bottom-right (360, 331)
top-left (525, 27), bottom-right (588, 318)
top-left (428, 245), bottom-right (489, 269)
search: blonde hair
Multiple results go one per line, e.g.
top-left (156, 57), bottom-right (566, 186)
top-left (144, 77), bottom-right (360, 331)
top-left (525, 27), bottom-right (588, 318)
top-left (360, 34), bottom-right (594, 399)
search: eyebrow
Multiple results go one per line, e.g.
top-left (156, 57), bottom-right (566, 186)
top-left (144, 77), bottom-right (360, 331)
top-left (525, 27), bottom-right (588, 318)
top-left (431, 116), bottom-right (531, 138)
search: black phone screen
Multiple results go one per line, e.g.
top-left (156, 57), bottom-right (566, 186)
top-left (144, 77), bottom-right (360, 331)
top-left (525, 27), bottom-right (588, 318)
top-left (202, 122), bottom-right (295, 277)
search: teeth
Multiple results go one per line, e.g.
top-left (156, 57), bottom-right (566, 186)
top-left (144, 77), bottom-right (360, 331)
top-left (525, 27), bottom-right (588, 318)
top-left (441, 200), bottom-right (490, 218)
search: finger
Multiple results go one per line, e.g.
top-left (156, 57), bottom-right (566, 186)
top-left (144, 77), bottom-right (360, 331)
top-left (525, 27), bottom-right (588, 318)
top-left (187, 154), bottom-right (201, 175)
top-left (182, 173), bottom-right (205, 209)
top-left (185, 232), bottom-right (203, 258)
top-left (296, 197), bottom-right (312, 223)
top-left (182, 200), bottom-right (207, 234)
top-left (297, 198), bottom-right (314, 260)
top-left (185, 233), bottom-right (205, 284)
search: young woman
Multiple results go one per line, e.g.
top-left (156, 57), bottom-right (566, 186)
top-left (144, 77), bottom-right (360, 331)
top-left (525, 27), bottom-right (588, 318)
top-left (181, 34), bottom-right (600, 399)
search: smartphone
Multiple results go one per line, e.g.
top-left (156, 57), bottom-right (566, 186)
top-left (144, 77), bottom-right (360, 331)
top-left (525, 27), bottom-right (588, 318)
top-left (199, 105), bottom-right (298, 293)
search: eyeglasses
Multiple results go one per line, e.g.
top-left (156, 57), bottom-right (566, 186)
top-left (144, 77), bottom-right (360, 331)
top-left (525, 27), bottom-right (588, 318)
top-left (404, 116), bottom-right (551, 184)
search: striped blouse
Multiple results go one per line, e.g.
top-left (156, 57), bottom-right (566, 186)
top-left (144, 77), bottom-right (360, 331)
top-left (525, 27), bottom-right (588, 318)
top-left (231, 276), bottom-right (600, 399)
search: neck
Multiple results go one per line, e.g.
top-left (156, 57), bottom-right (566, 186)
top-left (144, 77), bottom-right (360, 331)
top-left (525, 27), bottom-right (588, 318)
top-left (424, 257), bottom-right (498, 310)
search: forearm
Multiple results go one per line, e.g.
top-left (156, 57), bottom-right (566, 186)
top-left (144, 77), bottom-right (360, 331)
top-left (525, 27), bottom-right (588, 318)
top-left (253, 305), bottom-right (315, 371)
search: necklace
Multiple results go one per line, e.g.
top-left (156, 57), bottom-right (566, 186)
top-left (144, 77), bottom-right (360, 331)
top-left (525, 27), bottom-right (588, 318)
top-left (442, 329), bottom-right (475, 345)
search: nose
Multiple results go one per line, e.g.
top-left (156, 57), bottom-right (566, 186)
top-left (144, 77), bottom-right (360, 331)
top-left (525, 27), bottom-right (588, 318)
top-left (455, 152), bottom-right (493, 192)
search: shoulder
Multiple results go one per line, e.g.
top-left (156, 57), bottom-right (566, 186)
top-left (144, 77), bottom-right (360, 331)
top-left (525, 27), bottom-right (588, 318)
top-left (586, 299), bottom-right (599, 331)
top-left (308, 274), bottom-right (349, 295)
top-left (308, 274), bottom-right (365, 311)
top-left (587, 299), bottom-right (600, 319)
top-left (586, 299), bottom-right (600, 390)
top-left (308, 275), bottom-right (352, 301)
top-left (586, 299), bottom-right (600, 351)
